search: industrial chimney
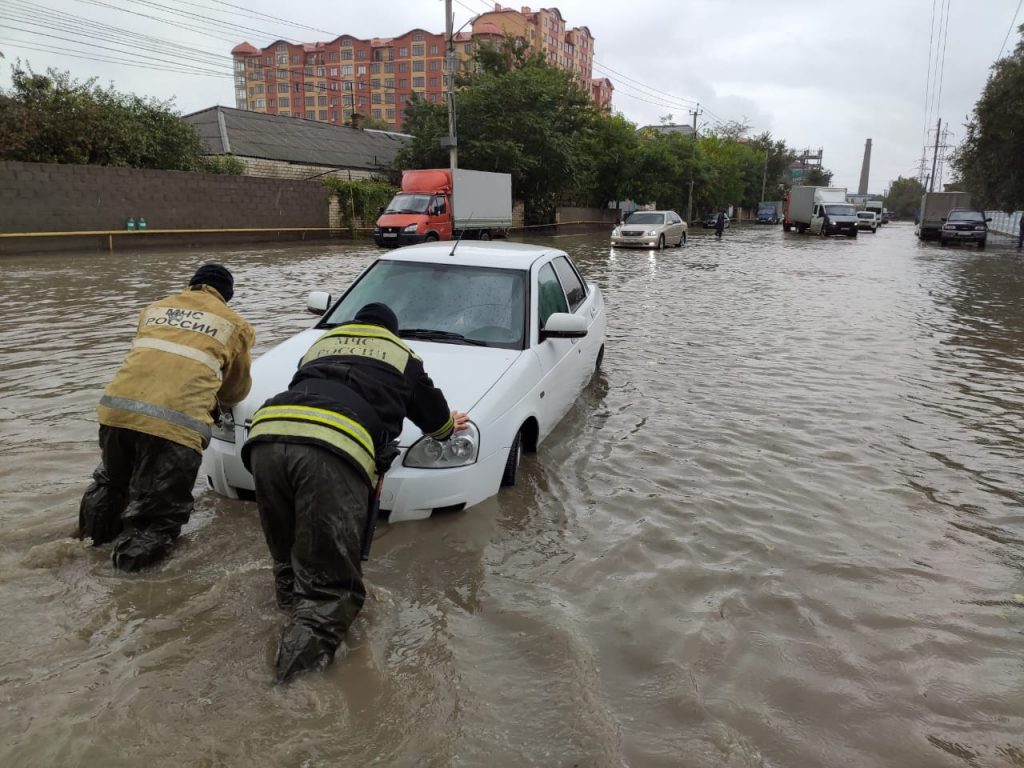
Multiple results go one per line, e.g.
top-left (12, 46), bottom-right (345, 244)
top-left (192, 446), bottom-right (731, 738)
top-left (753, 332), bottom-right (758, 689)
top-left (858, 138), bottom-right (872, 195)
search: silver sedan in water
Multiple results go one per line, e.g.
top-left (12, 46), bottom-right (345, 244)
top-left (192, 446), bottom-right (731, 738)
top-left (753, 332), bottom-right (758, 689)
top-left (611, 210), bottom-right (687, 249)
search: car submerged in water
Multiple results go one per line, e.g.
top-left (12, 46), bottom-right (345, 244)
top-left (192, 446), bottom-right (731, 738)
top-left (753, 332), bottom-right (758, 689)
top-left (201, 241), bottom-right (606, 521)
top-left (610, 210), bottom-right (687, 248)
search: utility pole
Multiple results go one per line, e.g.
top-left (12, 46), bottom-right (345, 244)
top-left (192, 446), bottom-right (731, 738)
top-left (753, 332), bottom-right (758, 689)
top-left (928, 117), bottom-right (941, 193)
top-left (761, 147), bottom-right (769, 202)
top-left (686, 104), bottom-right (702, 223)
top-left (442, 0), bottom-right (458, 173)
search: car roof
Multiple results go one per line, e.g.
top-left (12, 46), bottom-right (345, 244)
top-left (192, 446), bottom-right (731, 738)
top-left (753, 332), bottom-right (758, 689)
top-left (947, 207), bottom-right (983, 213)
top-left (380, 240), bottom-right (568, 270)
top-left (628, 210), bottom-right (675, 216)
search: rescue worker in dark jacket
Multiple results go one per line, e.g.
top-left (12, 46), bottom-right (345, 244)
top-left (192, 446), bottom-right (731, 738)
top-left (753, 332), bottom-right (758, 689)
top-left (714, 212), bottom-right (726, 238)
top-left (241, 302), bottom-right (468, 683)
top-left (78, 264), bottom-right (255, 571)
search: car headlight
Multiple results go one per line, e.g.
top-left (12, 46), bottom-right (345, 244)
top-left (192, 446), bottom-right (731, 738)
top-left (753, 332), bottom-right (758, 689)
top-left (403, 422), bottom-right (479, 468)
top-left (611, 228), bottom-right (621, 236)
top-left (403, 223), bottom-right (419, 233)
top-left (974, 225), bottom-right (986, 231)
top-left (943, 224), bottom-right (955, 230)
top-left (211, 408), bottom-right (236, 443)
top-left (645, 229), bottom-right (658, 236)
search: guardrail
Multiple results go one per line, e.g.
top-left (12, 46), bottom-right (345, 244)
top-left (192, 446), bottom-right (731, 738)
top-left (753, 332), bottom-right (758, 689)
top-left (984, 211), bottom-right (1022, 236)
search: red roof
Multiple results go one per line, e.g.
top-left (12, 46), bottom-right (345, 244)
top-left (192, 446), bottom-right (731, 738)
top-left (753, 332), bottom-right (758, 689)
top-left (474, 21), bottom-right (504, 36)
top-left (231, 42), bottom-right (259, 55)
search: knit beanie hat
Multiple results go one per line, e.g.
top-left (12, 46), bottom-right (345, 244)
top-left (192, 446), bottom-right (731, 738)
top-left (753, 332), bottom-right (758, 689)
top-left (189, 263), bottom-right (234, 302)
top-left (354, 302), bottom-right (399, 334)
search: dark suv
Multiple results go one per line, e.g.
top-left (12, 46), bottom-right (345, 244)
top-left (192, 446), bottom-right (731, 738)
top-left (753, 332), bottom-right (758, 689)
top-left (940, 208), bottom-right (991, 248)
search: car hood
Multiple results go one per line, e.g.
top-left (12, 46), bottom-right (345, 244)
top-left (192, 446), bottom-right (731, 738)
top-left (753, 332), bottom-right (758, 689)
top-left (377, 213), bottom-right (428, 226)
top-left (238, 328), bottom-right (521, 446)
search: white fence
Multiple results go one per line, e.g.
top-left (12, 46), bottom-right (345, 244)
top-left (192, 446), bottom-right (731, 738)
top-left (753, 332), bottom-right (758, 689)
top-left (985, 210), bottom-right (1023, 236)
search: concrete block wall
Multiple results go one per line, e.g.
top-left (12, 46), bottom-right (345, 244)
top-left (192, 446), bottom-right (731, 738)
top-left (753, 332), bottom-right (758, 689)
top-left (0, 160), bottom-right (330, 234)
top-left (239, 157), bottom-right (378, 183)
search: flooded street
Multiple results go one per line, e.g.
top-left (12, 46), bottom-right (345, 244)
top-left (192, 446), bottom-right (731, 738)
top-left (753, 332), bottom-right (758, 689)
top-left (2, 224), bottom-right (1023, 767)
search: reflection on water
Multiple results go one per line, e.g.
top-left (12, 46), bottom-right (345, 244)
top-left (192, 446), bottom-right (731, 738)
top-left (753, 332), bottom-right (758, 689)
top-left (1, 226), bottom-right (1023, 767)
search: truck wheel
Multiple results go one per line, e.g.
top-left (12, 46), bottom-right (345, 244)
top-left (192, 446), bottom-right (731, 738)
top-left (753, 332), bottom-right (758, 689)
top-left (501, 430), bottom-right (522, 487)
top-left (424, 232), bottom-right (439, 242)
top-left (819, 225), bottom-right (827, 238)
top-left (783, 223), bottom-right (792, 232)
top-left (479, 230), bottom-right (491, 241)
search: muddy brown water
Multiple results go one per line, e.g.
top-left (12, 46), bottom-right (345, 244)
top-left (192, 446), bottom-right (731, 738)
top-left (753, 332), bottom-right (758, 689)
top-left (1, 225), bottom-right (1023, 767)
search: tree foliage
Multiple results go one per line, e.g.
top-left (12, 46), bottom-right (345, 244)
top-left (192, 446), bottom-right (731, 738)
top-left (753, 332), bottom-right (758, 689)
top-left (802, 166), bottom-right (834, 187)
top-left (951, 24), bottom-right (1024, 209)
top-left (321, 177), bottom-right (397, 232)
top-left (884, 176), bottom-right (926, 217)
top-left (0, 63), bottom-right (205, 171)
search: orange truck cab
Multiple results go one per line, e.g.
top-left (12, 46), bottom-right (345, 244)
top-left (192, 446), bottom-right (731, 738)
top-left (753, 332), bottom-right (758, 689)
top-left (375, 168), bottom-right (512, 247)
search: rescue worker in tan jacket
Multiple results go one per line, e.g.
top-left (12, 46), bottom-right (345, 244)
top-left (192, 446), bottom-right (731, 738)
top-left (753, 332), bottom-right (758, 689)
top-left (78, 264), bottom-right (255, 571)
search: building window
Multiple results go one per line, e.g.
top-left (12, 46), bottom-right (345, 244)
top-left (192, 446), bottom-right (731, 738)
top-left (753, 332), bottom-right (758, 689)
top-left (317, 67), bottom-right (325, 77)
top-left (330, 81), bottom-right (339, 91)
top-left (343, 81), bottom-right (353, 91)
top-left (318, 95), bottom-right (327, 106)
top-left (331, 111), bottom-right (338, 122)
top-left (385, 92), bottom-right (395, 104)
top-left (357, 81), bottom-right (366, 90)
top-left (358, 96), bottom-right (367, 106)
top-left (293, 83), bottom-right (301, 92)
top-left (357, 49), bottom-right (367, 60)
top-left (279, 96), bottom-right (289, 107)
top-left (386, 108), bottom-right (395, 118)
top-left (305, 96), bottom-right (314, 107)
top-left (430, 45), bottom-right (439, 54)
top-left (329, 51), bottom-right (339, 62)
top-left (342, 48), bottom-right (353, 59)
top-left (306, 111), bottom-right (315, 120)
top-left (398, 62), bottom-right (408, 73)
top-left (235, 75), bottom-right (245, 86)
top-left (413, 32), bottom-right (424, 41)
top-left (412, 44), bottom-right (424, 56)
top-left (329, 67), bottom-right (338, 76)
top-left (235, 88), bottom-right (246, 100)
top-left (303, 66), bottom-right (312, 76)
top-left (254, 98), bottom-right (265, 108)
top-left (371, 62), bottom-right (381, 74)
top-left (291, 55), bottom-right (300, 64)
top-left (264, 56), bottom-right (272, 65)
top-left (383, 62), bottom-right (394, 73)
top-left (234, 60), bottom-right (245, 71)
top-left (384, 78), bottom-right (394, 88)
top-left (318, 82), bottom-right (326, 91)
top-left (253, 84), bottom-right (264, 93)
top-left (268, 99), bottom-right (275, 107)
top-left (372, 108), bottom-right (382, 118)
top-left (413, 60), bottom-right (424, 72)
top-left (277, 42), bottom-right (287, 52)
top-left (341, 38), bottom-right (351, 46)
top-left (371, 78), bottom-right (380, 88)
top-left (319, 110), bottom-right (327, 120)
top-left (464, 43), bottom-right (473, 54)
top-left (372, 93), bottom-right (381, 104)
top-left (399, 47), bottom-right (408, 57)
top-left (398, 79), bottom-right (408, 88)
top-left (429, 77), bottom-right (438, 87)
top-left (357, 65), bottom-right (366, 75)
top-left (342, 64), bottom-right (353, 75)
top-left (304, 82), bottom-right (313, 92)
top-left (343, 95), bottom-right (353, 105)
top-left (330, 97), bottom-right (339, 106)
top-left (277, 69), bottom-right (287, 79)
top-left (413, 77), bottom-right (424, 87)
top-left (429, 60), bottom-right (439, 71)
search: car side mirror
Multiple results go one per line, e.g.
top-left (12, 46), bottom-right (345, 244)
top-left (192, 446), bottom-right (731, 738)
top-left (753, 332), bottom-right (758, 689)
top-left (941, 217), bottom-right (947, 222)
top-left (542, 312), bottom-right (587, 339)
top-left (985, 217), bottom-right (992, 222)
top-left (306, 290), bottom-right (332, 316)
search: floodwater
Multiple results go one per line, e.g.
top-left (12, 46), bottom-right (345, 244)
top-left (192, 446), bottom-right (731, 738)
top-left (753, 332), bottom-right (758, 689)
top-left (2, 224), bottom-right (1023, 767)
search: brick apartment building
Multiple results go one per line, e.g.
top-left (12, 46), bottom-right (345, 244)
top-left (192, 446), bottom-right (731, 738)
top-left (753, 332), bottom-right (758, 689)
top-left (231, 4), bottom-right (612, 131)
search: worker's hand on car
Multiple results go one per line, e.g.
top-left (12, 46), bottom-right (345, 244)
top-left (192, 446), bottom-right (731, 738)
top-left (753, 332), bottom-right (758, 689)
top-left (452, 410), bottom-right (470, 432)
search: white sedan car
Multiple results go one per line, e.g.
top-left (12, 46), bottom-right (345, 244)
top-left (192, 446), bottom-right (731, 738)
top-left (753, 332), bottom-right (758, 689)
top-left (201, 241), bottom-right (606, 521)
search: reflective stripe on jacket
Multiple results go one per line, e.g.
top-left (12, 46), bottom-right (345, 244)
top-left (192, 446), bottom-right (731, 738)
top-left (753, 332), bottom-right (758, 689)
top-left (97, 284), bottom-right (255, 453)
top-left (241, 321), bottom-right (453, 487)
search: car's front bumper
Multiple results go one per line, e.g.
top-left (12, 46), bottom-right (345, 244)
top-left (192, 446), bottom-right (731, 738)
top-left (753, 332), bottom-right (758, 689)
top-left (855, 222), bottom-right (876, 230)
top-left (200, 437), bottom-right (505, 521)
top-left (374, 231), bottom-right (428, 247)
top-left (940, 229), bottom-right (986, 241)
top-left (611, 236), bottom-right (660, 248)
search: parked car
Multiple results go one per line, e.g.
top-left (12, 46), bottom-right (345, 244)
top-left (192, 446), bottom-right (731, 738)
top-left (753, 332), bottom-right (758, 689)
top-left (703, 213), bottom-right (731, 229)
top-left (855, 211), bottom-right (879, 233)
top-left (200, 241), bottom-right (606, 522)
top-left (610, 210), bottom-right (687, 248)
top-left (939, 208), bottom-right (990, 248)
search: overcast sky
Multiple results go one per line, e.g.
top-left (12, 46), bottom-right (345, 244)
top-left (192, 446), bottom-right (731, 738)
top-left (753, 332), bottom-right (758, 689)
top-left (2, 0), bottom-right (1021, 193)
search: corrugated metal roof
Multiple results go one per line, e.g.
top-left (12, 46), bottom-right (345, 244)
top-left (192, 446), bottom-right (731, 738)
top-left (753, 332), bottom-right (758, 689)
top-left (184, 106), bottom-right (410, 171)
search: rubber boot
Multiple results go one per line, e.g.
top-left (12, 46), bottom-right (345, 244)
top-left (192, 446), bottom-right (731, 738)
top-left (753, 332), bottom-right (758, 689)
top-left (274, 622), bottom-right (336, 683)
top-left (274, 560), bottom-right (296, 613)
top-left (78, 465), bottom-right (126, 545)
top-left (111, 529), bottom-right (174, 572)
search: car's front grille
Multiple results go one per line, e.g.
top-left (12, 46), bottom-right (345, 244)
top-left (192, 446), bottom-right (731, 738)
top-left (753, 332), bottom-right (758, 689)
top-left (621, 230), bottom-right (645, 237)
top-left (954, 224), bottom-right (980, 231)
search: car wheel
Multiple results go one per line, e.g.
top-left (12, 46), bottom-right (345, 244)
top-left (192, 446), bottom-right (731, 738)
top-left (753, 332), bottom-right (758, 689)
top-left (501, 430), bottom-right (522, 487)
top-left (657, 234), bottom-right (665, 250)
top-left (978, 238), bottom-right (986, 249)
top-left (479, 230), bottom-right (491, 241)
top-left (424, 232), bottom-right (439, 242)
top-left (819, 224), bottom-right (827, 238)
top-left (939, 238), bottom-right (947, 247)
top-left (595, 344), bottom-right (605, 372)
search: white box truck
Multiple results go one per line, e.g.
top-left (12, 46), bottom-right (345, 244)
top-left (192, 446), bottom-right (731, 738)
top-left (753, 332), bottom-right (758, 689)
top-left (785, 186), bottom-right (858, 237)
top-left (917, 191), bottom-right (972, 241)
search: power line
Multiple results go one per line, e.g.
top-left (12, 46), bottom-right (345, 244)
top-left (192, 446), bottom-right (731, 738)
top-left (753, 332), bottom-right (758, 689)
top-left (0, 38), bottom-right (233, 77)
top-left (998, 0), bottom-right (1023, 59)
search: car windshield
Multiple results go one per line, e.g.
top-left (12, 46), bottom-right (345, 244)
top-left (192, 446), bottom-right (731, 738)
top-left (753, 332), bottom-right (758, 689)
top-left (625, 213), bottom-right (665, 225)
top-left (947, 210), bottom-right (985, 222)
top-left (825, 204), bottom-right (856, 216)
top-left (383, 194), bottom-right (432, 214)
top-left (322, 260), bottom-right (527, 350)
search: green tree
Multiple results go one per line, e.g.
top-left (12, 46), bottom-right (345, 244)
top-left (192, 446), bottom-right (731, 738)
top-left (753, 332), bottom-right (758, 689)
top-left (951, 24), bottom-right (1024, 209)
top-left (0, 62), bottom-right (205, 171)
top-left (802, 166), bottom-right (834, 186)
top-left (884, 176), bottom-right (926, 217)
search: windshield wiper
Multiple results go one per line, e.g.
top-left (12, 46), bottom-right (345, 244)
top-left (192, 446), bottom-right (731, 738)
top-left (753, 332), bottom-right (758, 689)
top-left (399, 328), bottom-right (488, 346)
